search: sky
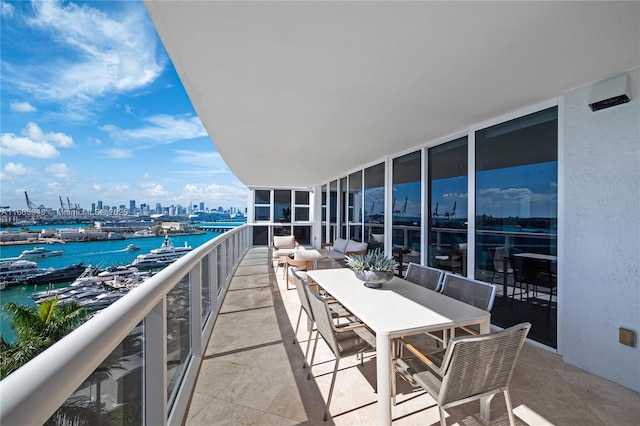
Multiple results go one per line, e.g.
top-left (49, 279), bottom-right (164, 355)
top-left (0, 0), bottom-right (248, 213)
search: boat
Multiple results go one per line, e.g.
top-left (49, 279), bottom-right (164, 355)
top-left (130, 236), bottom-right (193, 267)
top-left (125, 244), bottom-right (140, 252)
top-left (25, 262), bottom-right (88, 285)
top-left (0, 281), bottom-right (6, 291)
top-left (0, 260), bottom-right (46, 284)
top-left (18, 247), bottom-right (64, 259)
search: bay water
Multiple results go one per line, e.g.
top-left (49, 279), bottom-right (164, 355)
top-left (0, 230), bottom-right (220, 342)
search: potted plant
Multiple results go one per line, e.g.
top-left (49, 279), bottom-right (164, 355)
top-left (344, 248), bottom-right (398, 288)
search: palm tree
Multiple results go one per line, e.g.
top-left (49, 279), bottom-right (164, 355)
top-left (1, 299), bottom-right (87, 379)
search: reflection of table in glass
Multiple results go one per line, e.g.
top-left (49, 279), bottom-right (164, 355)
top-left (306, 268), bottom-right (491, 426)
top-left (504, 253), bottom-right (557, 308)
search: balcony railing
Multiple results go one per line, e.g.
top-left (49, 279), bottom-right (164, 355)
top-left (0, 224), bottom-right (251, 426)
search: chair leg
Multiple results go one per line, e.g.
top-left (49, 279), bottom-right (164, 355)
top-left (504, 389), bottom-right (516, 426)
top-left (324, 358), bottom-right (341, 421)
top-left (303, 327), bottom-right (314, 368)
top-left (293, 307), bottom-right (303, 344)
top-left (438, 406), bottom-right (447, 426)
top-left (308, 332), bottom-right (320, 380)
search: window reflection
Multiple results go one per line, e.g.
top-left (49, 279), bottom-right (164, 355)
top-left (392, 151), bottom-right (421, 272)
top-left (428, 137), bottom-right (468, 275)
top-left (364, 163), bottom-right (385, 244)
top-left (475, 106), bottom-right (558, 348)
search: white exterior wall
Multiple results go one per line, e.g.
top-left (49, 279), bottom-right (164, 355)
top-left (561, 67), bottom-right (640, 391)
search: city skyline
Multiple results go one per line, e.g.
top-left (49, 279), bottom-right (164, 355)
top-left (0, 0), bottom-right (248, 212)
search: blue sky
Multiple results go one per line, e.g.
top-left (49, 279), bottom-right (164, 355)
top-left (1, 0), bottom-right (248, 212)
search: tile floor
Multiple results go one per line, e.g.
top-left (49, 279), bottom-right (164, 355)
top-left (185, 248), bottom-right (640, 425)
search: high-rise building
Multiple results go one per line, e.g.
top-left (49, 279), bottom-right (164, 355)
top-left (97, 200), bottom-right (103, 210)
top-left (199, 202), bottom-right (205, 211)
top-left (129, 200), bottom-right (136, 214)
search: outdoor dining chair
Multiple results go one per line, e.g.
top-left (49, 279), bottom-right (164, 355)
top-left (404, 262), bottom-right (444, 291)
top-left (402, 322), bottom-right (531, 426)
top-left (305, 282), bottom-right (375, 421)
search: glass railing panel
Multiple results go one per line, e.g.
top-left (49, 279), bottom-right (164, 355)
top-left (166, 274), bottom-right (192, 409)
top-left (216, 247), bottom-right (224, 296)
top-left (45, 323), bottom-right (144, 425)
top-left (201, 253), bottom-right (211, 327)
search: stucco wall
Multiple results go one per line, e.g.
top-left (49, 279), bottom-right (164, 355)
top-left (561, 68), bottom-right (640, 391)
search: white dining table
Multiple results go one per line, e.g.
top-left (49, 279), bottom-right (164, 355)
top-left (306, 268), bottom-right (491, 425)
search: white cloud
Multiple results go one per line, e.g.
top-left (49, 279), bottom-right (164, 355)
top-left (23, 122), bottom-right (74, 147)
top-left (0, 133), bottom-right (60, 158)
top-left (101, 114), bottom-right (207, 147)
top-left (114, 184), bottom-right (129, 193)
top-left (10, 100), bottom-right (37, 112)
top-left (45, 163), bottom-right (73, 180)
top-left (141, 183), bottom-right (169, 198)
top-left (6, 1), bottom-right (164, 115)
top-left (1, 162), bottom-right (33, 182)
top-left (107, 149), bottom-right (132, 159)
top-left (1, 1), bottom-right (15, 18)
top-left (3, 162), bottom-right (31, 176)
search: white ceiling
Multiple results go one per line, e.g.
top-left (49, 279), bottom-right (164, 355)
top-left (144, 1), bottom-right (639, 189)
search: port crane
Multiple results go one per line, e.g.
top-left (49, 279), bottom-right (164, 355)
top-left (393, 196), bottom-right (408, 216)
top-left (24, 191), bottom-right (38, 209)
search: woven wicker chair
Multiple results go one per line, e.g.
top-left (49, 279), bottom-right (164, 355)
top-left (414, 322), bottom-right (530, 426)
top-left (306, 283), bottom-right (375, 421)
top-left (404, 262), bottom-right (444, 292)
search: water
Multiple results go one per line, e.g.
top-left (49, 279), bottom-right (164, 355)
top-left (0, 231), bottom-right (220, 342)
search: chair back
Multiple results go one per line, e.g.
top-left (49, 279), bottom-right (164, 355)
top-left (488, 247), bottom-right (510, 273)
top-left (437, 322), bottom-right (531, 406)
top-left (405, 263), bottom-right (444, 292)
top-left (441, 274), bottom-right (497, 311)
top-left (305, 281), bottom-right (340, 357)
top-left (291, 269), bottom-right (313, 322)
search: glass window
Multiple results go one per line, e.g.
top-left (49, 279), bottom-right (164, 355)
top-left (321, 184), bottom-right (327, 242)
top-left (329, 180), bottom-right (338, 241)
top-left (274, 190), bottom-right (291, 223)
top-left (428, 136), bottom-right (468, 275)
top-left (254, 206), bottom-right (270, 221)
top-left (293, 191), bottom-right (310, 222)
top-left (254, 190), bottom-right (270, 205)
top-left (348, 172), bottom-right (362, 240)
top-left (393, 151), bottom-right (421, 270)
top-left (364, 163), bottom-right (384, 245)
top-left (475, 106), bottom-right (558, 348)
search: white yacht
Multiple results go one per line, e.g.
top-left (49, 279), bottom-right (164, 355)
top-left (130, 236), bottom-right (192, 266)
top-left (18, 247), bottom-right (64, 259)
top-left (0, 260), bottom-right (46, 284)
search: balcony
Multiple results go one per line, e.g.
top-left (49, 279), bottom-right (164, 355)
top-left (1, 225), bottom-right (638, 425)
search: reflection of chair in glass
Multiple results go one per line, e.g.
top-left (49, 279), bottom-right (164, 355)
top-left (488, 246), bottom-right (512, 284)
top-left (404, 262), bottom-right (444, 292)
top-left (435, 243), bottom-right (467, 275)
top-left (306, 283), bottom-right (375, 421)
top-left (395, 323), bottom-right (531, 426)
top-left (510, 255), bottom-right (557, 318)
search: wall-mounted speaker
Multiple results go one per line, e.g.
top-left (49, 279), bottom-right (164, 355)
top-left (589, 74), bottom-right (631, 111)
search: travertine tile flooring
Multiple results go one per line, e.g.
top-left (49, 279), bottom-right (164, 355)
top-left (185, 248), bottom-right (640, 425)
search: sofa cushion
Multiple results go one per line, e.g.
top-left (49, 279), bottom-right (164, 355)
top-left (332, 238), bottom-right (349, 254)
top-left (325, 250), bottom-right (346, 260)
top-left (346, 240), bottom-right (368, 253)
top-left (273, 248), bottom-right (297, 257)
top-left (273, 235), bottom-right (296, 249)
top-left (294, 249), bottom-right (326, 261)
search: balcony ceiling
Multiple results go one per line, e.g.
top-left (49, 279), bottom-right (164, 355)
top-left (144, 1), bottom-right (639, 189)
